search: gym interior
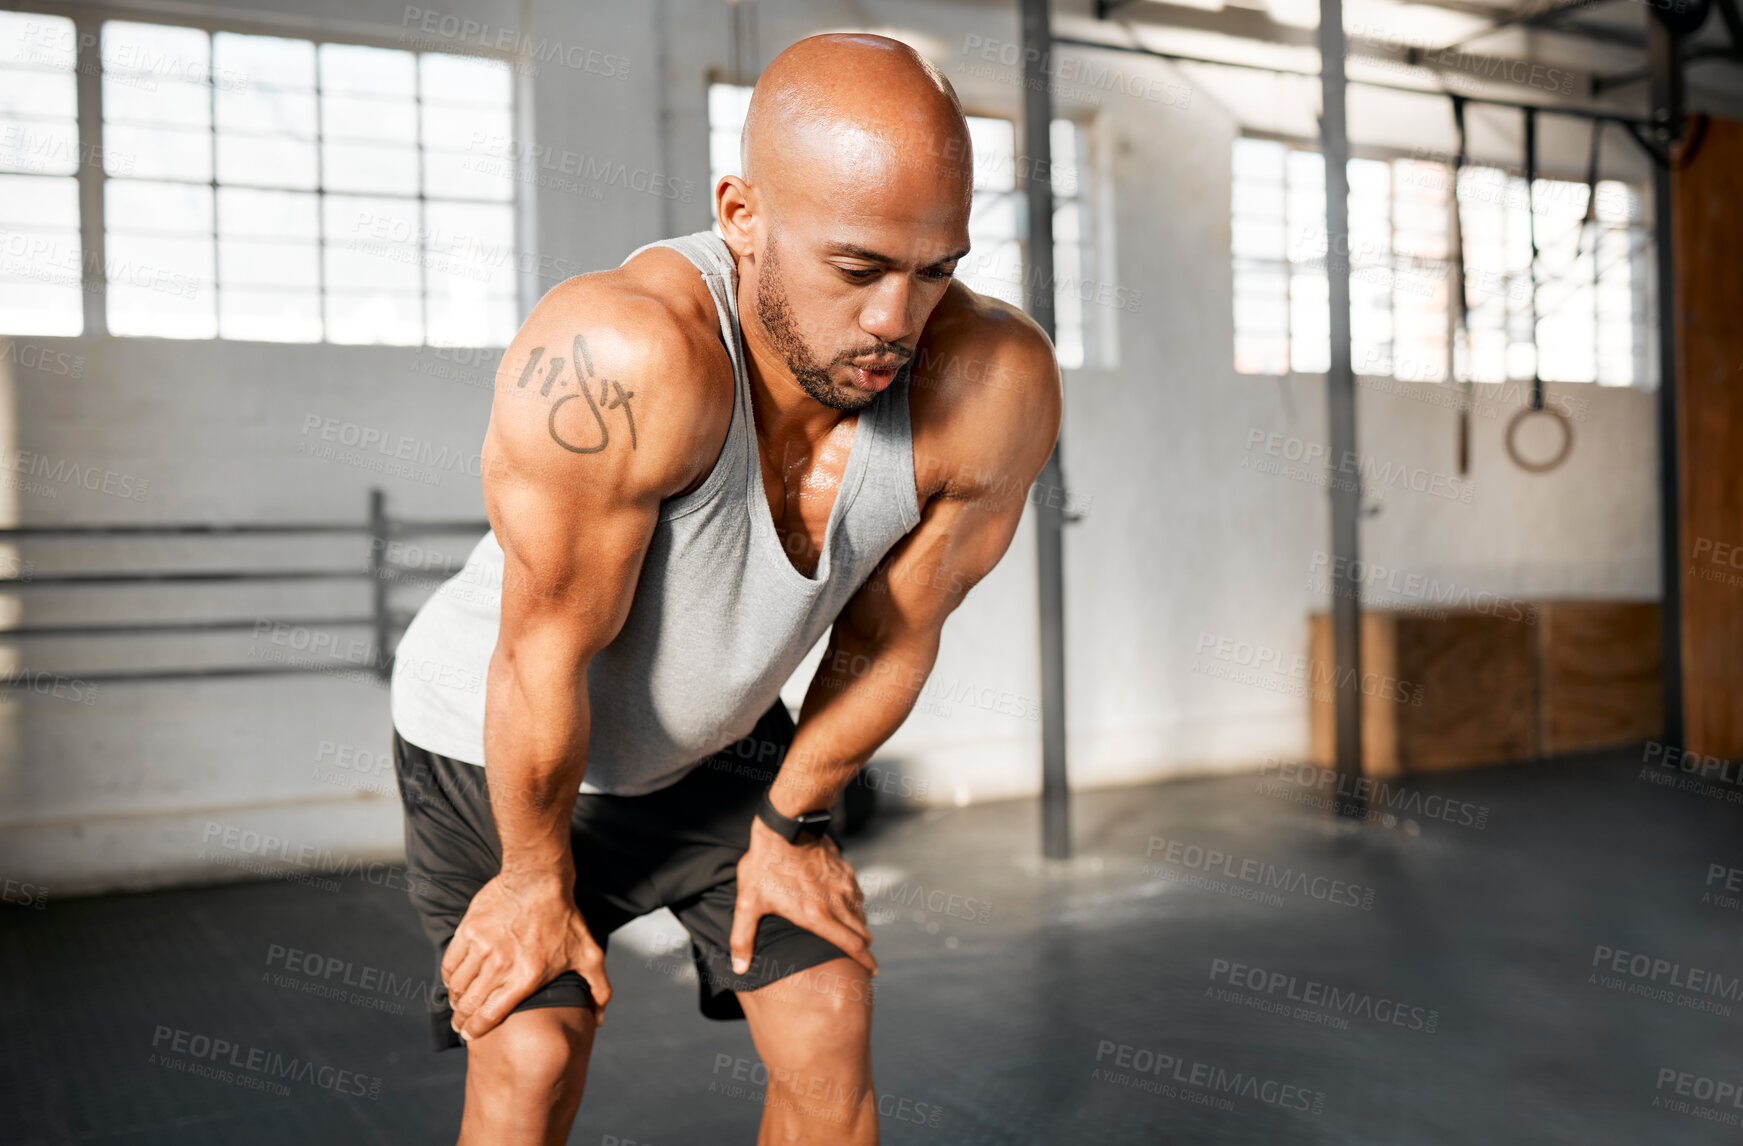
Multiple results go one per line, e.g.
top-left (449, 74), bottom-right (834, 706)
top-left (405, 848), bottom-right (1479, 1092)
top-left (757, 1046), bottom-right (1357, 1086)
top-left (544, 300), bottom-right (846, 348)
top-left (3, 0), bottom-right (1742, 1142)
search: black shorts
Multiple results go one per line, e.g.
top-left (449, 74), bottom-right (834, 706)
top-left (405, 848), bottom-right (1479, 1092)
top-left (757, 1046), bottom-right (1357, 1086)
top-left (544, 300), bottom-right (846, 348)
top-left (391, 700), bottom-right (850, 1052)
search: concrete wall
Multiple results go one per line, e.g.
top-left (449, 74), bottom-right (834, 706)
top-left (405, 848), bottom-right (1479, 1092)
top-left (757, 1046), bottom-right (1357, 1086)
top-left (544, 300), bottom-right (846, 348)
top-left (0, 0), bottom-right (1661, 894)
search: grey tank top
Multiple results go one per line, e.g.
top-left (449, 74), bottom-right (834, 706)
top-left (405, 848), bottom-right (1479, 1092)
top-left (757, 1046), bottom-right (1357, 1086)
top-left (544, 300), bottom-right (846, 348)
top-left (389, 229), bottom-right (922, 794)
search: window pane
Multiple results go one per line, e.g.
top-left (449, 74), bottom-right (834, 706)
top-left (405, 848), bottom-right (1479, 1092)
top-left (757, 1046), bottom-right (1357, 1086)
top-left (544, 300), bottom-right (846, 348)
top-left (0, 68), bottom-right (75, 120)
top-left (217, 84), bottom-right (316, 136)
top-left (104, 123), bottom-right (211, 181)
top-left (106, 178), bottom-right (214, 338)
top-left (1, 12), bottom-right (77, 69)
top-left (427, 290), bottom-right (516, 348)
top-left (420, 53), bottom-right (511, 107)
top-left (218, 186), bottom-right (319, 331)
top-left (967, 116), bottom-right (1014, 193)
top-left (323, 193), bottom-right (422, 342)
top-left (423, 102), bottom-right (505, 156)
top-left (0, 173), bottom-right (81, 334)
top-left (326, 92), bottom-right (418, 143)
top-left (213, 31), bottom-right (314, 91)
top-left (220, 287), bottom-right (321, 342)
top-left (321, 43), bottom-right (416, 97)
top-left (324, 141), bottom-right (418, 195)
top-left (102, 22), bottom-right (208, 80)
top-left (217, 133), bottom-right (316, 188)
top-left (424, 148), bottom-right (512, 201)
top-left (326, 290), bottom-right (421, 345)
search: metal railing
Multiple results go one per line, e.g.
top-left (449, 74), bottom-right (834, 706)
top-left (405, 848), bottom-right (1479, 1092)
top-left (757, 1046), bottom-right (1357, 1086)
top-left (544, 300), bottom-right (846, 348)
top-left (0, 489), bottom-right (487, 688)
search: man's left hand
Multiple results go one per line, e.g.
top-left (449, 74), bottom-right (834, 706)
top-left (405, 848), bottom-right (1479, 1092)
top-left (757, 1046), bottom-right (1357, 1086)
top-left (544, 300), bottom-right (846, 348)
top-left (730, 816), bottom-right (878, 979)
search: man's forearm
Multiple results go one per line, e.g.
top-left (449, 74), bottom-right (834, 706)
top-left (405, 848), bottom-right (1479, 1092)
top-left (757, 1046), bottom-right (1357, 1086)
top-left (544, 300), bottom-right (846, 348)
top-left (482, 646), bottom-right (590, 882)
top-left (770, 626), bottom-right (940, 817)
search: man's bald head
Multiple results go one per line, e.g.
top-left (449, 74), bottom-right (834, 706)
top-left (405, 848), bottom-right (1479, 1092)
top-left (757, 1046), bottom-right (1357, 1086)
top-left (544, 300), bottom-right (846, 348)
top-left (739, 34), bottom-right (974, 221)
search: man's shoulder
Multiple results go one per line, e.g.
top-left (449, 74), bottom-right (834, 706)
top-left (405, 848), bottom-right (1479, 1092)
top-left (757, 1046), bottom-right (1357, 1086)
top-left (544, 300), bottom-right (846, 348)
top-left (907, 282), bottom-right (1062, 500)
top-left (483, 255), bottom-right (735, 501)
top-left (533, 251), bottom-right (730, 385)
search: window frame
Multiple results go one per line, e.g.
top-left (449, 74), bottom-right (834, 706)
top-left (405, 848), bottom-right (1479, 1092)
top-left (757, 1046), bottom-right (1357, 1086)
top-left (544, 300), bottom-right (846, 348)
top-left (8, 4), bottom-right (528, 346)
top-left (1231, 131), bottom-right (1653, 390)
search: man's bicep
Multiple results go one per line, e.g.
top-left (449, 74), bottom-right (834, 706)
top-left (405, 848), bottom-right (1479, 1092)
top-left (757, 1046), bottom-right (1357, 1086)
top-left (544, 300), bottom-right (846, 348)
top-left (481, 280), bottom-right (702, 659)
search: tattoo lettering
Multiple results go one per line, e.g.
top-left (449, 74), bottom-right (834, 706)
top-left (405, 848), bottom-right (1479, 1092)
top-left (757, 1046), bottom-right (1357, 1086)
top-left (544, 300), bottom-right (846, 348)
top-left (514, 346), bottom-right (544, 389)
top-left (544, 333), bottom-right (638, 455)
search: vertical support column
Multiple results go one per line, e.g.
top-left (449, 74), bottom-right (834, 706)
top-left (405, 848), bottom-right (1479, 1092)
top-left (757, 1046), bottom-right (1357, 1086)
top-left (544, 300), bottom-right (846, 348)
top-left (74, 15), bottom-right (106, 338)
top-left (1648, 15), bottom-right (1683, 751)
top-left (368, 488), bottom-right (391, 683)
top-left (1318, 0), bottom-right (1365, 815)
top-left (1022, 0), bottom-right (1070, 859)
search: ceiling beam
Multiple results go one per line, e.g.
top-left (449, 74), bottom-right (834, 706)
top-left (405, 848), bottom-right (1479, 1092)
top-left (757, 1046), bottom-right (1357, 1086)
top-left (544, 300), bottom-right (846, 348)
top-left (1096, 0), bottom-right (1646, 50)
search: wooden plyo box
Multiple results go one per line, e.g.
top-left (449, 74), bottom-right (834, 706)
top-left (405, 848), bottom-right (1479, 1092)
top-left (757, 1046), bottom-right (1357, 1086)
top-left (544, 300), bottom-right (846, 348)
top-left (1308, 601), bottom-right (1660, 776)
top-left (1538, 600), bottom-right (1662, 756)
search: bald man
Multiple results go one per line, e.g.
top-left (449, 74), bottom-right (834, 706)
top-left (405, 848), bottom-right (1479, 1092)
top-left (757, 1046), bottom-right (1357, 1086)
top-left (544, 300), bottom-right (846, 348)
top-left (388, 32), bottom-right (1059, 1145)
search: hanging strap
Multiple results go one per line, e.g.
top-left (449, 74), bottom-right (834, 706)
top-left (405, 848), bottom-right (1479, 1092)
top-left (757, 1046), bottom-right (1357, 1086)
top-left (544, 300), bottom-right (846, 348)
top-left (1522, 107), bottom-right (1543, 412)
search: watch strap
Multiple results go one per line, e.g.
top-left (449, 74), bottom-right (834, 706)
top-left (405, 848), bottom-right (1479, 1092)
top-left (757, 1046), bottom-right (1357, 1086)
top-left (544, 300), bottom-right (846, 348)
top-left (756, 787), bottom-right (832, 843)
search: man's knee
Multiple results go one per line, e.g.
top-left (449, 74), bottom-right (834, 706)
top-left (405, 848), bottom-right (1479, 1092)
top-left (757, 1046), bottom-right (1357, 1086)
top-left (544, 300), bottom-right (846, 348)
top-left (748, 958), bottom-right (874, 1049)
top-left (469, 1007), bottom-right (594, 1101)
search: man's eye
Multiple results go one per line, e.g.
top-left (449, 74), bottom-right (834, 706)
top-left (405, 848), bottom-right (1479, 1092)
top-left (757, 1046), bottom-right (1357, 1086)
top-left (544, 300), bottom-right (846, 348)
top-left (841, 267), bottom-right (879, 281)
top-left (923, 267), bottom-right (957, 281)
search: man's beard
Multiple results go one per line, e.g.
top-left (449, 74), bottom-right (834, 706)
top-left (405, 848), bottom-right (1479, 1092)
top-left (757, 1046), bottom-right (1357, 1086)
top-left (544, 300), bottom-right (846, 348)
top-left (754, 233), bottom-right (906, 413)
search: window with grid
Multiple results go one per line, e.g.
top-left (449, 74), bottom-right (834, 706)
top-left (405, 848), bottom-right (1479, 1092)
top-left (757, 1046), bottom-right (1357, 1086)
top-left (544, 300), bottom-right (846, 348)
top-left (707, 83), bottom-right (1098, 369)
top-left (1231, 136), bottom-right (1646, 386)
top-left (98, 19), bottom-right (518, 345)
top-left (0, 11), bottom-right (84, 335)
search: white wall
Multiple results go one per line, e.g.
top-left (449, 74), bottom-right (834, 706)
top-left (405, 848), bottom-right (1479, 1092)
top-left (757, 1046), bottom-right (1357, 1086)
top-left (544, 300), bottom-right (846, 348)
top-left (0, 0), bottom-right (1663, 894)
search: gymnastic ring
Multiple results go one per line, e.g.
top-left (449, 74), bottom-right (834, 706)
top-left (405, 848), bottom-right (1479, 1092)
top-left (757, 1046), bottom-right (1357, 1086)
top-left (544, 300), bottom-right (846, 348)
top-left (1504, 404), bottom-right (1573, 474)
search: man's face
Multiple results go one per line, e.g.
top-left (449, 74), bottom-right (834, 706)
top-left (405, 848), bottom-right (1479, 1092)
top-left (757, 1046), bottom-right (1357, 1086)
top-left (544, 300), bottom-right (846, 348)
top-left (748, 168), bottom-right (971, 412)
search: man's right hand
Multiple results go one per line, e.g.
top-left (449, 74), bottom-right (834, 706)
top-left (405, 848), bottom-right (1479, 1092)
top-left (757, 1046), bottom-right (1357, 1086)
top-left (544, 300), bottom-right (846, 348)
top-left (442, 870), bottom-right (612, 1042)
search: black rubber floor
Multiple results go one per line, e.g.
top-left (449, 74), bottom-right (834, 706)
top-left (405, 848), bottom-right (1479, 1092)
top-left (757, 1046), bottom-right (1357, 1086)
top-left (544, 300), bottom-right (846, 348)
top-left (6, 745), bottom-right (1741, 1144)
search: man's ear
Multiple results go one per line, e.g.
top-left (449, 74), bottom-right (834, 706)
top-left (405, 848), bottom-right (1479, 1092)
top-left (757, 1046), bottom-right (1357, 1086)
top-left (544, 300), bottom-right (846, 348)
top-left (716, 176), bottom-right (755, 258)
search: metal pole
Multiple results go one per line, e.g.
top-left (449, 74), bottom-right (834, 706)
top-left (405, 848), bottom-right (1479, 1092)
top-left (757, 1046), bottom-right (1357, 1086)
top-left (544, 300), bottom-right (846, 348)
top-left (1318, 0), bottom-right (1366, 816)
top-left (368, 488), bottom-right (391, 683)
top-left (74, 14), bottom-right (106, 337)
top-left (1648, 16), bottom-right (1684, 750)
top-left (1022, 0), bottom-right (1070, 859)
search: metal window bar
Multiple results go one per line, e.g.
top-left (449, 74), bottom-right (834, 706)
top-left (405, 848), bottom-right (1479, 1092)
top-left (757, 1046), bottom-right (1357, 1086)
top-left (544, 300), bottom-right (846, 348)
top-left (0, 487), bottom-right (485, 688)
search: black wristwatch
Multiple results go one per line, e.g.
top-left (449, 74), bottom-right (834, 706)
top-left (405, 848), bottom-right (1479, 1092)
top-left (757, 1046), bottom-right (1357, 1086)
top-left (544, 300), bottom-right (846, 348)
top-left (755, 787), bottom-right (832, 844)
